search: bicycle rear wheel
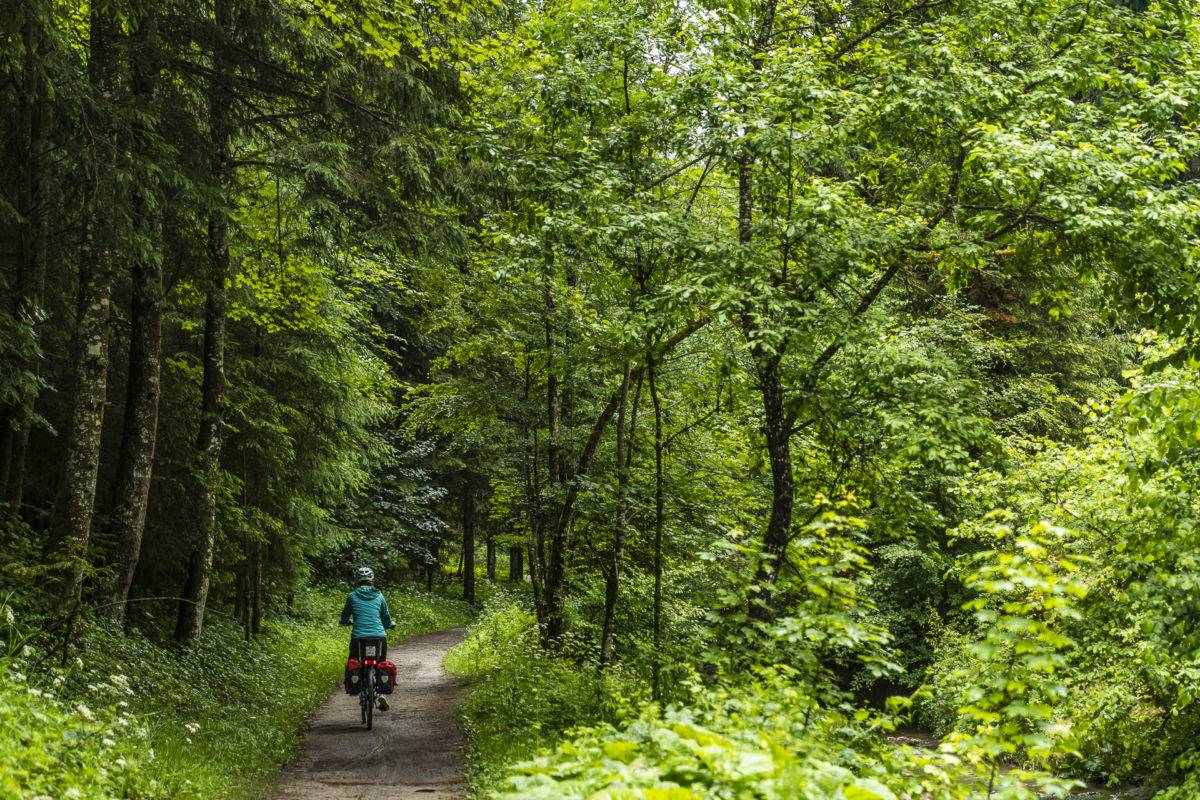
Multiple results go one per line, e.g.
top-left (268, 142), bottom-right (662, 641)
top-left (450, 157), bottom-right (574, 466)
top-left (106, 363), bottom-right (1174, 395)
top-left (365, 678), bottom-right (375, 729)
top-left (364, 666), bottom-right (376, 730)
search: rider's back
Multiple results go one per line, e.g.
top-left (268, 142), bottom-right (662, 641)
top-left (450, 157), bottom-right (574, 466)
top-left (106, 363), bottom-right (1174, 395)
top-left (340, 585), bottom-right (393, 639)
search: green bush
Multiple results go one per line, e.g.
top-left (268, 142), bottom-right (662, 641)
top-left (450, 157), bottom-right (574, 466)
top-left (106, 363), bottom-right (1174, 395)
top-left (488, 669), bottom-right (1002, 800)
top-left (446, 586), bottom-right (643, 797)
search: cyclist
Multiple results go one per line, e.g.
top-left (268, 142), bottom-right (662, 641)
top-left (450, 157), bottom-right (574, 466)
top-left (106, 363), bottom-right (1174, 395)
top-left (340, 566), bottom-right (396, 711)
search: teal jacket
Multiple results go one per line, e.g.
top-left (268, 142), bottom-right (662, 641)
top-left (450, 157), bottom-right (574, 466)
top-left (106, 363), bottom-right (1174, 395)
top-left (340, 586), bottom-right (394, 639)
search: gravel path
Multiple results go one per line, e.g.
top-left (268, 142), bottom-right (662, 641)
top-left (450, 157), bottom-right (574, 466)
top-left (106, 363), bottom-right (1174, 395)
top-left (270, 628), bottom-right (468, 800)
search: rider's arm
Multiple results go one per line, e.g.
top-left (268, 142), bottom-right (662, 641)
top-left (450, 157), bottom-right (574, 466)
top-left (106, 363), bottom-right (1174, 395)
top-left (379, 595), bottom-right (394, 630)
top-left (339, 594), bottom-right (354, 626)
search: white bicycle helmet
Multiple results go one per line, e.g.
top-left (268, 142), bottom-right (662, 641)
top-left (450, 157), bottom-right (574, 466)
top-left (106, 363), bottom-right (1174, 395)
top-left (355, 566), bottom-right (375, 583)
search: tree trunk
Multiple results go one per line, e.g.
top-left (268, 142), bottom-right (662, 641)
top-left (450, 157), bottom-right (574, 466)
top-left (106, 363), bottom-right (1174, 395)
top-left (599, 361), bottom-right (631, 668)
top-left (750, 355), bottom-right (793, 621)
top-left (541, 264), bottom-right (566, 639)
top-left (485, 533), bottom-right (496, 580)
top-left (650, 357), bottom-right (665, 701)
top-left (234, 542), bottom-right (248, 630)
top-left (737, 0), bottom-right (788, 623)
top-left (523, 353), bottom-right (546, 625)
top-left (2, 10), bottom-right (52, 514)
top-left (425, 541), bottom-right (435, 591)
top-left (251, 537), bottom-right (263, 636)
top-left (45, 6), bottom-right (118, 603)
top-left (176, 0), bottom-right (231, 646)
top-left (461, 480), bottom-right (476, 604)
top-left (107, 11), bottom-right (164, 623)
top-left (509, 545), bottom-right (523, 582)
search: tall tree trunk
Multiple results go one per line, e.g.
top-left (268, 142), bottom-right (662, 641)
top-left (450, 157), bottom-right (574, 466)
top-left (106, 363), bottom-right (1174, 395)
top-left (176, 0), bottom-right (232, 646)
top-left (750, 355), bottom-right (793, 620)
top-left (234, 539), bottom-right (248, 631)
top-left (650, 357), bottom-right (665, 701)
top-left (107, 11), bottom-right (164, 623)
top-left (599, 360), bottom-right (631, 668)
top-left (461, 480), bottom-right (476, 604)
top-left (542, 263), bottom-right (567, 639)
top-left (45, 6), bottom-right (118, 603)
top-left (485, 533), bottom-right (496, 581)
top-left (509, 545), bottom-right (523, 583)
top-left (737, 0), bottom-right (789, 623)
top-left (2, 10), bottom-right (52, 514)
top-left (251, 537), bottom-right (263, 636)
top-left (425, 538), bottom-right (437, 592)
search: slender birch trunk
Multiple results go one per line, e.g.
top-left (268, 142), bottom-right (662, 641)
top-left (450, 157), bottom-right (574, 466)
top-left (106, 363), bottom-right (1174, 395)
top-left (45, 6), bottom-right (118, 604)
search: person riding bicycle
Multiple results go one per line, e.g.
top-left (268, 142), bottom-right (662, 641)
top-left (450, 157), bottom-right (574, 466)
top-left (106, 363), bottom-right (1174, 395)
top-left (340, 566), bottom-right (396, 711)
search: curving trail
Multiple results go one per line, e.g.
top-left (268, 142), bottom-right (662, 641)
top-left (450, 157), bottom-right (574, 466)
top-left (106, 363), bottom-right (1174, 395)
top-left (270, 628), bottom-right (468, 800)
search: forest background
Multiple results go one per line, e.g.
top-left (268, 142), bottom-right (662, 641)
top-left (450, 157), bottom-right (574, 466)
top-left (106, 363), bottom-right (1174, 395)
top-left (4, 0), bottom-right (1200, 798)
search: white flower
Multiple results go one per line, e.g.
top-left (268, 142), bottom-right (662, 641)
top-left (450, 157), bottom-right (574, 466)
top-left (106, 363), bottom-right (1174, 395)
top-left (77, 704), bottom-right (94, 720)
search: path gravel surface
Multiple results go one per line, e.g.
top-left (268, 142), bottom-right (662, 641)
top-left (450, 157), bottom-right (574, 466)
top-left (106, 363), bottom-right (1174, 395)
top-left (270, 627), bottom-right (468, 800)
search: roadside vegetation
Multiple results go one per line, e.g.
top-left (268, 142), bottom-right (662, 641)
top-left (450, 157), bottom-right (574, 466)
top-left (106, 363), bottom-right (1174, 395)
top-left (0, 587), bottom-right (471, 800)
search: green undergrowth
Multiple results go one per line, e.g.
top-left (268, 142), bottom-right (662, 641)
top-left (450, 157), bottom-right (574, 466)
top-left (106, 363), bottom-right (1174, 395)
top-left (445, 586), bottom-right (643, 797)
top-left (445, 561), bottom-right (1097, 800)
top-left (0, 585), bottom-right (472, 800)
top-left (446, 595), bottom-right (984, 800)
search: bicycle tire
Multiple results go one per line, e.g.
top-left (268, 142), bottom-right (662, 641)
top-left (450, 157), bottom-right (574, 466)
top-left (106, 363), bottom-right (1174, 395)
top-left (365, 666), bottom-right (375, 730)
top-left (360, 692), bottom-right (368, 724)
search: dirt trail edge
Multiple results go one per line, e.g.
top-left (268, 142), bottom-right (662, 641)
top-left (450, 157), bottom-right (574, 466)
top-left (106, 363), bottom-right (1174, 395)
top-left (271, 627), bottom-right (469, 800)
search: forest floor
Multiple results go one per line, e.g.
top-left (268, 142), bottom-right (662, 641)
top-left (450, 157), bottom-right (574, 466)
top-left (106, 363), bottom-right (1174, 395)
top-left (269, 627), bottom-right (468, 800)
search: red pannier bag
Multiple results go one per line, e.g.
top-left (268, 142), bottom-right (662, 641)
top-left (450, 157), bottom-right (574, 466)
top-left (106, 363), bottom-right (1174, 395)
top-left (377, 660), bottom-right (397, 694)
top-left (345, 658), bottom-right (362, 695)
